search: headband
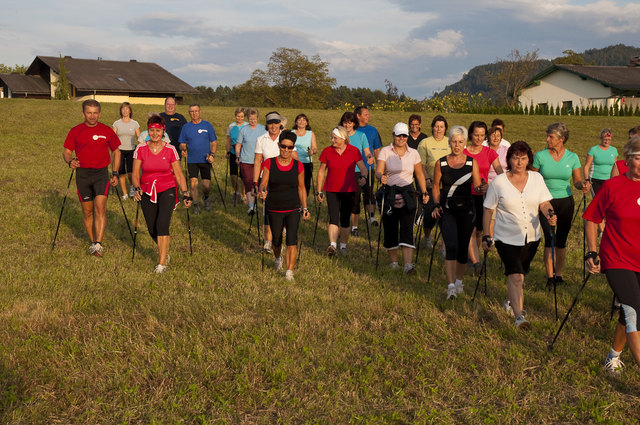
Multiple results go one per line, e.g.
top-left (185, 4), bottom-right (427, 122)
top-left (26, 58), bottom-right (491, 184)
top-left (148, 123), bottom-right (165, 130)
top-left (332, 128), bottom-right (343, 139)
top-left (629, 151), bottom-right (640, 156)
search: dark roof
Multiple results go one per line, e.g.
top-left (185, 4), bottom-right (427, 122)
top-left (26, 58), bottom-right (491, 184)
top-left (525, 64), bottom-right (640, 91)
top-left (0, 73), bottom-right (50, 95)
top-left (27, 56), bottom-right (199, 94)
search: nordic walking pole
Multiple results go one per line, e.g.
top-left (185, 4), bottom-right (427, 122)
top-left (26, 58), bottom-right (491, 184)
top-left (582, 194), bottom-right (587, 279)
top-left (548, 262), bottom-right (598, 351)
top-left (375, 187), bottom-right (386, 271)
top-left (426, 217), bottom-right (441, 284)
top-left (297, 208), bottom-right (305, 261)
top-left (186, 202), bottom-right (193, 255)
top-left (312, 193), bottom-right (323, 247)
top-left (260, 196), bottom-right (266, 272)
top-left (224, 154), bottom-right (229, 203)
top-left (234, 161), bottom-right (241, 207)
top-left (131, 200), bottom-right (140, 262)
top-left (363, 186), bottom-right (373, 257)
top-left (549, 209), bottom-right (558, 321)
top-left (208, 159), bottom-right (227, 211)
top-left (414, 207), bottom-right (424, 264)
top-left (51, 168), bottom-right (75, 250)
top-left (570, 193), bottom-right (586, 228)
top-left (113, 185), bottom-right (134, 242)
top-left (472, 249), bottom-right (488, 303)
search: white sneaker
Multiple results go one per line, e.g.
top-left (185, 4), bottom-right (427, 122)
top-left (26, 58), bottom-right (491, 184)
top-left (503, 300), bottom-right (514, 317)
top-left (404, 263), bottom-right (416, 274)
top-left (368, 216), bottom-right (379, 226)
top-left (263, 240), bottom-right (273, 254)
top-left (154, 264), bottom-right (167, 274)
top-left (446, 284), bottom-right (457, 300)
top-left (514, 315), bottom-right (531, 330)
top-left (339, 246), bottom-right (348, 256)
top-left (121, 194), bottom-right (129, 201)
top-left (604, 354), bottom-right (624, 374)
top-left (389, 262), bottom-right (400, 270)
top-left (274, 256), bottom-right (283, 271)
top-left (455, 281), bottom-right (464, 294)
top-left (93, 242), bottom-right (104, 257)
top-left (88, 242), bottom-right (97, 255)
top-left (285, 270), bottom-right (294, 281)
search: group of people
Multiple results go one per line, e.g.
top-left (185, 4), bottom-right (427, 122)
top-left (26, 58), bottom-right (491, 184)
top-left (61, 100), bottom-right (640, 373)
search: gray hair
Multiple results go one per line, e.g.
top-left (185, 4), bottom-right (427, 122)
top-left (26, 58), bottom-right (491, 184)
top-left (449, 125), bottom-right (468, 141)
top-left (246, 107), bottom-right (259, 117)
top-left (600, 128), bottom-right (613, 140)
top-left (623, 136), bottom-right (640, 160)
top-left (546, 122), bottom-right (570, 143)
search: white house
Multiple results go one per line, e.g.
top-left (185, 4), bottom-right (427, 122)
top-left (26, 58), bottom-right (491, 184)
top-left (518, 62), bottom-right (640, 112)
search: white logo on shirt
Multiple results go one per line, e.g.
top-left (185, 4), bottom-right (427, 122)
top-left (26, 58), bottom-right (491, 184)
top-left (198, 129), bottom-right (208, 134)
top-left (92, 135), bottom-right (107, 140)
top-left (637, 197), bottom-right (640, 206)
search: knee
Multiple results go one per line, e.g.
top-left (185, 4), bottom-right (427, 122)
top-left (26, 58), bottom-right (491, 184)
top-left (621, 304), bottom-right (638, 333)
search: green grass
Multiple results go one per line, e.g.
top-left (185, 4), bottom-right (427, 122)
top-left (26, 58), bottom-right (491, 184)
top-left (0, 99), bottom-right (638, 424)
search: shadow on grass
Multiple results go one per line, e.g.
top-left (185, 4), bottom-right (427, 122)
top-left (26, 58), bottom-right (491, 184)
top-left (0, 362), bottom-right (25, 419)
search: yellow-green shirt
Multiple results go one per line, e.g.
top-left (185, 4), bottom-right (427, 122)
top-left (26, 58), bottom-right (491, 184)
top-left (417, 136), bottom-right (450, 179)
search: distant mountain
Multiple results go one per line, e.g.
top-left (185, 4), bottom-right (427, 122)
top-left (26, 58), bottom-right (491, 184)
top-left (432, 44), bottom-right (640, 102)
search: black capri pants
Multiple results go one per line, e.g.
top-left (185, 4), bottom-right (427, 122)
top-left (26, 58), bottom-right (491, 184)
top-left (606, 269), bottom-right (640, 333)
top-left (440, 207), bottom-right (475, 264)
top-left (539, 196), bottom-right (574, 248)
top-left (118, 150), bottom-right (134, 175)
top-left (352, 172), bottom-right (373, 214)
top-left (472, 194), bottom-right (484, 231)
top-left (302, 162), bottom-right (313, 197)
top-left (326, 191), bottom-right (356, 228)
top-left (382, 205), bottom-right (415, 249)
top-left (228, 152), bottom-right (239, 177)
top-left (268, 209), bottom-right (301, 247)
top-left (140, 187), bottom-right (177, 240)
top-left (495, 239), bottom-right (541, 276)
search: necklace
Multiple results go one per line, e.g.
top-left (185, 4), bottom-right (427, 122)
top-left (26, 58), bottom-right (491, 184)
top-left (150, 142), bottom-right (163, 153)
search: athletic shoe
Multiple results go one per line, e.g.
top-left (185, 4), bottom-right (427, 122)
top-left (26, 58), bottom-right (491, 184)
top-left (339, 246), bottom-right (348, 256)
top-left (154, 264), bottom-right (167, 274)
top-left (88, 242), bottom-right (97, 255)
top-left (455, 281), bottom-right (464, 294)
top-left (351, 227), bottom-right (359, 236)
top-left (389, 262), bottom-right (400, 270)
top-left (446, 284), bottom-right (457, 300)
top-left (604, 354), bottom-right (624, 374)
top-left (193, 203), bottom-right (201, 215)
top-left (263, 240), bottom-right (273, 254)
top-left (121, 194), bottom-right (129, 201)
top-left (93, 242), bottom-right (104, 257)
top-left (368, 216), bottom-right (379, 227)
top-left (554, 276), bottom-right (564, 285)
top-left (327, 245), bottom-right (337, 257)
top-left (285, 270), bottom-right (294, 281)
top-left (128, 185), bottom-right (135, 198)
top-left (404, 263), bottom-right (416, 274)
top-left (423, 237), bottom-right (433, 250)
top-left (503, 299), bottom-right (515, 317)
top-left (203, 196), bottom-right (212, 211)
top-left (248, 206), bottom-right (255, 216)
top-left (514, 315), bottom-right (531, 330)
top-left (546, 277), bottom-right (555, 291)
top-left (274, 256), bottom-right (283, 271)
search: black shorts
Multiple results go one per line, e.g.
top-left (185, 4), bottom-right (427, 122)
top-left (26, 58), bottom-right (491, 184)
top-left (539, 196), bottom-right (574, 248)
top-left (118, 150), bottom-right (134, 175)
top-left (605, 269), bottom-right (640, 333)
top-left (187, 163), bottom-right (211, 180)
top-left (472, 194), bottom-right (484, 231)
top-left (228, 152), bottom-right (239, 177)
top-left (591, 178), bottom-right (605, 195)
top-left (76, 167), bottom-right (110, 202)
top-left (326, 191), bottom-right (356, 228)
top-left (495, 239), bottom-right (541, 276)
top-left (268, 209), bottom-right (301, 247)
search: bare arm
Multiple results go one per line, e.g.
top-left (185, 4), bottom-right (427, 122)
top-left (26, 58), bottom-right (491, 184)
top-left (583, 154), bottom-right (594, 180)
top-left (491, 158), bottom-right (504, 175)
top-left (585, 220), bottom-right (600, 273)
top-left (253, 153), bottom-right (263, 184)
top-left (258, 165), bottom-right (270, 199)
top-left (572, 167), bottom-right (591, 193)
top-left (316, 163), bottom-right (327, 203)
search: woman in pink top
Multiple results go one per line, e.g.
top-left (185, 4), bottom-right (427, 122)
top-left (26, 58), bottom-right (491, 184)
top-left (132, 114), bottom-right (191, 273)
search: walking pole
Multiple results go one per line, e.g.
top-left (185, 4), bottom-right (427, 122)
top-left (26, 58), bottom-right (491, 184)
top-left (472, 249), bottom-right (488, 303)
top-left (363, 188), bottom-right (373, 257)
top-left (224, 154), bottom-right (229, 203)
top-left (131, 200), bottom-right (140, 262)
top-left (426, 218), bottom-right (441, 284)
top-left (414, 207), bottom-right (424, 265)
top-left (51, 168), bottom-right (75, 250)
top-left (375, 188), bottom-right (386, 271)
top-left (186, 203), bottom-right (193, 255)
top-left (548, 265), bottom-right (597, 351)
top-left (549, 209), bottom-right (558, 321)
top-left (570, 193), bottom-right (585, 228)
top-left (260, 197), bottom-right (266, 272)
top-left (312, 194), bottom-right (322, 247)
top-left (297, 208), bottom-right (304, 261)
top-left (234, 162), bottom-right (241, 207)
top-left (209, 162), bottom-right (227, 211)
top-left (247, 202), bottom-right (257, 236)
top-left (113, 185), bottom-right (134, 242)
top-left (582, 195), bottom-right (587, 279)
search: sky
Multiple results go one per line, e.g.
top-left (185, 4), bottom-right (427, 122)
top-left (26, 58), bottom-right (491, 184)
top-left (2, 0), bottom-right (640, 99)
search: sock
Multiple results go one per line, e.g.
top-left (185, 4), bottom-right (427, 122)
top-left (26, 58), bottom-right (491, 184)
top-left (448, 283), bottom-right (456, 289)
top-left (609, 346), bottom-right (622, 358)
top-left (339, 243), bottom-right (347, 249)
top-left (330, 242), bottom-right (337, 248)
top-left (455, 279), bottom-right (463, 286)
top-left (352, 226), bottom-right (357, 231)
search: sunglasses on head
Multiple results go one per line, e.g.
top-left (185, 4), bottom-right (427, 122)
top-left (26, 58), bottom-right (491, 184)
top-left (279, 144), bottom-right (295, 150)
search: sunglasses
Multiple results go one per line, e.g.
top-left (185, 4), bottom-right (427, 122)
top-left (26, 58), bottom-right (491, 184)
top-left (279, 144), bottom-right (295, 150)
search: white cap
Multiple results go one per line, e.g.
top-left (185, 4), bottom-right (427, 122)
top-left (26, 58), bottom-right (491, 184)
top-left (393, 122), bottom-right (409, 136)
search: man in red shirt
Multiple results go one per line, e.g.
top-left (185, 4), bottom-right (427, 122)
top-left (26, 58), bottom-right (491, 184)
top-left (62, 100), bottom-right (121, 256)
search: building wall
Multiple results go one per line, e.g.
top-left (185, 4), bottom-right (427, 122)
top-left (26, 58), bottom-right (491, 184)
top-left (74, 94), bottom-right (166, 105)
top-left (518, 70), bottom-right (613, 110)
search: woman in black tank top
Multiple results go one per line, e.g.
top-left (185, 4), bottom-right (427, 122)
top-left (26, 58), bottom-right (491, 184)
top-left (431, 125), bottom-right (482, 300)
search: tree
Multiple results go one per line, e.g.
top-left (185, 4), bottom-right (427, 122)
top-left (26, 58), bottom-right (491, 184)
top-left (0, 64), bottom-right (27, 74)
top-left (238, 47), bottom-right (336, 108)
top-left (384, 79), bottom-right (399, 101)
top-left (487, 49), bottom-right (540, 107)
top-left (554, 50), bottom-right (593, 65)
top-left (54, 54), bottom-right (71, 100)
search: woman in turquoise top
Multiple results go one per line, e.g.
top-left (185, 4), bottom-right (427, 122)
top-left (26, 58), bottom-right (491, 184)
top-left (532, 122), bottom-right (591, 289)
top-left (292, 113), bottom-right (317, 196)
top-left (583, 128), bottom-right (618, 194)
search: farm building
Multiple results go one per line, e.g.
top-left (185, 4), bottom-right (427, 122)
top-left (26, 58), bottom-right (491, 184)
top-left (518, 60), bottom-right (640, 113)
top-left (0, 56), bottom-right (199, 104)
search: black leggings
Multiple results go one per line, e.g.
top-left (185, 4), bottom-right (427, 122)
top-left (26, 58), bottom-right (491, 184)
top-left (268, 209), bottom-right (301, 247)
top-left (440, 207), bottom-right (475, 264)
top-left (382, 205), bottom-right (415, 249)
top-left (606, 269), bottom-right (640, 333)
top-left (326, 191), bottom-right (355, 228)
top-left (539, 196), bottom-right (574, 248)
top-left (352, 172), bottom-right (373, 214)
top-left (140, 187), bottom-right (177, 241)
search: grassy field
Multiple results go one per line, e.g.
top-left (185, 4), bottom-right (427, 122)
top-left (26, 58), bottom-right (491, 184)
top-left (0, 99), bottom-right (639, 424)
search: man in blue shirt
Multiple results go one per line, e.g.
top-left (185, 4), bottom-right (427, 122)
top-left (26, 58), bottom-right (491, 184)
top-left (355, 106), bottom-right (382, 225)
top-left (179, 104), bottom-right (217, 213)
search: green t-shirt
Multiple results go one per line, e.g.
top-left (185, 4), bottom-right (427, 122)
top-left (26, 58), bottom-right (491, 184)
top-left (587, 144), bottom-right (618, 180)
top-left (533, 148), bottom-right (581, 198)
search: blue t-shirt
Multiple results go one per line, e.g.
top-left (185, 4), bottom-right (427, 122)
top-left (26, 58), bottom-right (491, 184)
top-left (357, 124), bottom-right (381, 170)
top-left (533, 148), bottom-right (581, 198)
top-left (179, 120), bottom-right (217, 164)
top-left (227, 121), bottom-right (248, 153)
top-left (348, 130), bottom-right (370, 172)
top-left (294, 131), bottom-right (313, 164)
top-left (587, 144), bottom-right (618, 180)
top-left (237, 124), bottom-right (266, 164)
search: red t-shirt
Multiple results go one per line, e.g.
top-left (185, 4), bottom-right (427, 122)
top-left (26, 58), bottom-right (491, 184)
top-left (583, 174), bottom-right (640, 273)
top-left (464, 145), bottom-right (498, 195)
top-left (133, 142), bottom-right (180, 201)
top-left (64, 122), bottom-right (120, 169)
top-left (319, 144), bottom-right (363, 192)
top-left (615, 159), bottom-right (629, 175)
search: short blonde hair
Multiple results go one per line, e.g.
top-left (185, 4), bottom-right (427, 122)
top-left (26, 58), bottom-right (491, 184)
top-left (332, 126), bottom-right (350, 143)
